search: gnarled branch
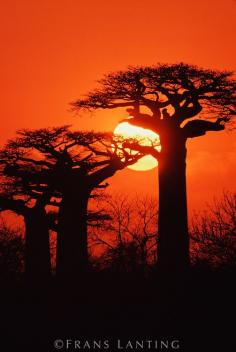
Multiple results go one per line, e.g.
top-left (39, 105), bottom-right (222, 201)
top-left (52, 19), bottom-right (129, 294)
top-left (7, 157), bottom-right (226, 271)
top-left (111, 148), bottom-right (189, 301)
top-left (183, 117), bottom-right (229, 138)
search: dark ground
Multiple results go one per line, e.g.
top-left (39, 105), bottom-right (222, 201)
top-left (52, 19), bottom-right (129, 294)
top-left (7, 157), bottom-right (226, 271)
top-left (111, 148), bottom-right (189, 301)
top-left (0, 269), bottom-right (235, 352)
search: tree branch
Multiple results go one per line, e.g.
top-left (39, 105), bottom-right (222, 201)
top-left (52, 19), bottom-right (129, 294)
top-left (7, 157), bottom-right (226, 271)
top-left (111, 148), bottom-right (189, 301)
top-left (122, 142), bottom-right (159, 160)
top-left (17, 157), bottom-right (53, 168)
top-left (183, 117), bottom-right (229, 138)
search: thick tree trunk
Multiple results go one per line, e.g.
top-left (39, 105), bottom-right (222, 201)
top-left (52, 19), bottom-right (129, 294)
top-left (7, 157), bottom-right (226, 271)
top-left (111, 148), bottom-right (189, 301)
top-left (56, 192), bottom-right (89, 279)
top-left (25, 206), bottom-right (51, 283)
top-left (157, 132), bottom-right (189, 274)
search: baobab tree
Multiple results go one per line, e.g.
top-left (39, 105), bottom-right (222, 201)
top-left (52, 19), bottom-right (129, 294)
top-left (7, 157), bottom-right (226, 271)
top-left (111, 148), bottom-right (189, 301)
top-left (0, 148), bottom-right (55, 283)
top-left (1, 126), bottom-right (145, 279)
top-left (0, 194), bottom-right (53, 284)
top-left (73, 63), bottom-right (236, 274)
top-left (50, 130), bottom-right (144, 278)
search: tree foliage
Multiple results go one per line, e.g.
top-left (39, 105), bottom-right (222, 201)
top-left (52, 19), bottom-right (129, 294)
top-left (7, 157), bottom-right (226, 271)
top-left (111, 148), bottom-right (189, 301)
top-left (73, 63), bottom-right (236, 139)
top-left (0, 126), bottom-right (145, 218)
top-left (0, 126), bottom-right (146, 277)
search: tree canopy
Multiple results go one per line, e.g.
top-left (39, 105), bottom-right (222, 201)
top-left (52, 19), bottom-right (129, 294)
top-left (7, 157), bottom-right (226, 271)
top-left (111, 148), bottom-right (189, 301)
top-left (0, 126), bottom-right (145, 206)
top-left (73, 63), bottom-right (236, 139)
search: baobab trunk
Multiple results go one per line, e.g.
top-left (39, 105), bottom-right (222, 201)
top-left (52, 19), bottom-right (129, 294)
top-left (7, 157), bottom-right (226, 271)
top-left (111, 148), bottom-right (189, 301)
top-left (157, 127), bottom-right (189, 274)
top-left (56, 192), bottom-right (89, 279)
top-left (25, 206), bottom-right (51, 283)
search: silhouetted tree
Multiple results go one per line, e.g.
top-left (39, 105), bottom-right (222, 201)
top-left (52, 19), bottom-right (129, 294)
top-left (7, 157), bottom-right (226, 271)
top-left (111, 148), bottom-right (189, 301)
top-left (190, 191), bottom-right (236, 268)
top-left (90, 194), bottom-right (158, 274)
top-left (0, 218), bottom-right (24, 283)
top-left (73, 63), bottom-right (236, 273)
top-left (0, 139), bottom-right (54, 283)
top-left (1, 127), bottom-right (144, 279)
top-left (54, 132), bottom-right (144, 278)
top-left (0, 191), bottom-right (53, 283)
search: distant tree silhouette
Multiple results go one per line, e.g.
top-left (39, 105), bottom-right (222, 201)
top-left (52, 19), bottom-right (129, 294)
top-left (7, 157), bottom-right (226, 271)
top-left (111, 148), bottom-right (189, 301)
top-left (0, 219), bottom-right (24, 283)
top-left (1, 127), bottom-right (144, 280)
top-left (73, 63), bottom-right (236, 274)
top-left (90, 194), bottom-right (158, 274)
top-left (190, 191), bottom-right (236, 268)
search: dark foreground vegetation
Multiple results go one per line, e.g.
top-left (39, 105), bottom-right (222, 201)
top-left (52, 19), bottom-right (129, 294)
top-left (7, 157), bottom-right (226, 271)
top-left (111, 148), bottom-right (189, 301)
top-left (0, 265), bottom-right (235, 352)
top-left (0, 193), bottom-right (235, 352)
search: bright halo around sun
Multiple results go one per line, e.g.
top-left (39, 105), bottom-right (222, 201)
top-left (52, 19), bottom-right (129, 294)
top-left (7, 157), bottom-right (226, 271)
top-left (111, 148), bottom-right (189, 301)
top-left (113, 122), bottom-right (161, 171)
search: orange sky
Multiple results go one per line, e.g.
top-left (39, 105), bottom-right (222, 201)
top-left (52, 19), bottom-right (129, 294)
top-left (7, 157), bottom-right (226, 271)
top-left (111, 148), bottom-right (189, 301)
top-left (0, 0), bottom-right (236, 212)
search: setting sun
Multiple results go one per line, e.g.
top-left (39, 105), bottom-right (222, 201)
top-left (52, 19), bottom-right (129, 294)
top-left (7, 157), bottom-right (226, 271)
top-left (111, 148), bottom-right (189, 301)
top-left (114, 121), bottom-right (160, 171)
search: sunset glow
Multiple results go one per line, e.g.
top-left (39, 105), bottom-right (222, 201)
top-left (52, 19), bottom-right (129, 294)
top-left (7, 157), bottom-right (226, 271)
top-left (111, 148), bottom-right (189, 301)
top-left (0, 0), bottom-right (235, 209)
top-left (114, 122), bottom-right (160, 171)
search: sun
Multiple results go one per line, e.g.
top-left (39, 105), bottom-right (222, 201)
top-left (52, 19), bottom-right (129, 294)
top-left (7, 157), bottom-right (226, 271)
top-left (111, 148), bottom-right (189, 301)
top-left (113, 122), bottom-right (160, 171)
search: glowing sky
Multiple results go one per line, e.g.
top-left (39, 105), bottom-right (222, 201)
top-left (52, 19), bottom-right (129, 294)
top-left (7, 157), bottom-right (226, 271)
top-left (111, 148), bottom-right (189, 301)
top-left (0, 0), bottom-right (235, 211)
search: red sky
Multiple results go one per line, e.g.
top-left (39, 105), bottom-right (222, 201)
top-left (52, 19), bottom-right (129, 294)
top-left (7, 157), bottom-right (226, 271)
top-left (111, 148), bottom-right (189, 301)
top-left (0, 0), bottom-right (236, 212)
